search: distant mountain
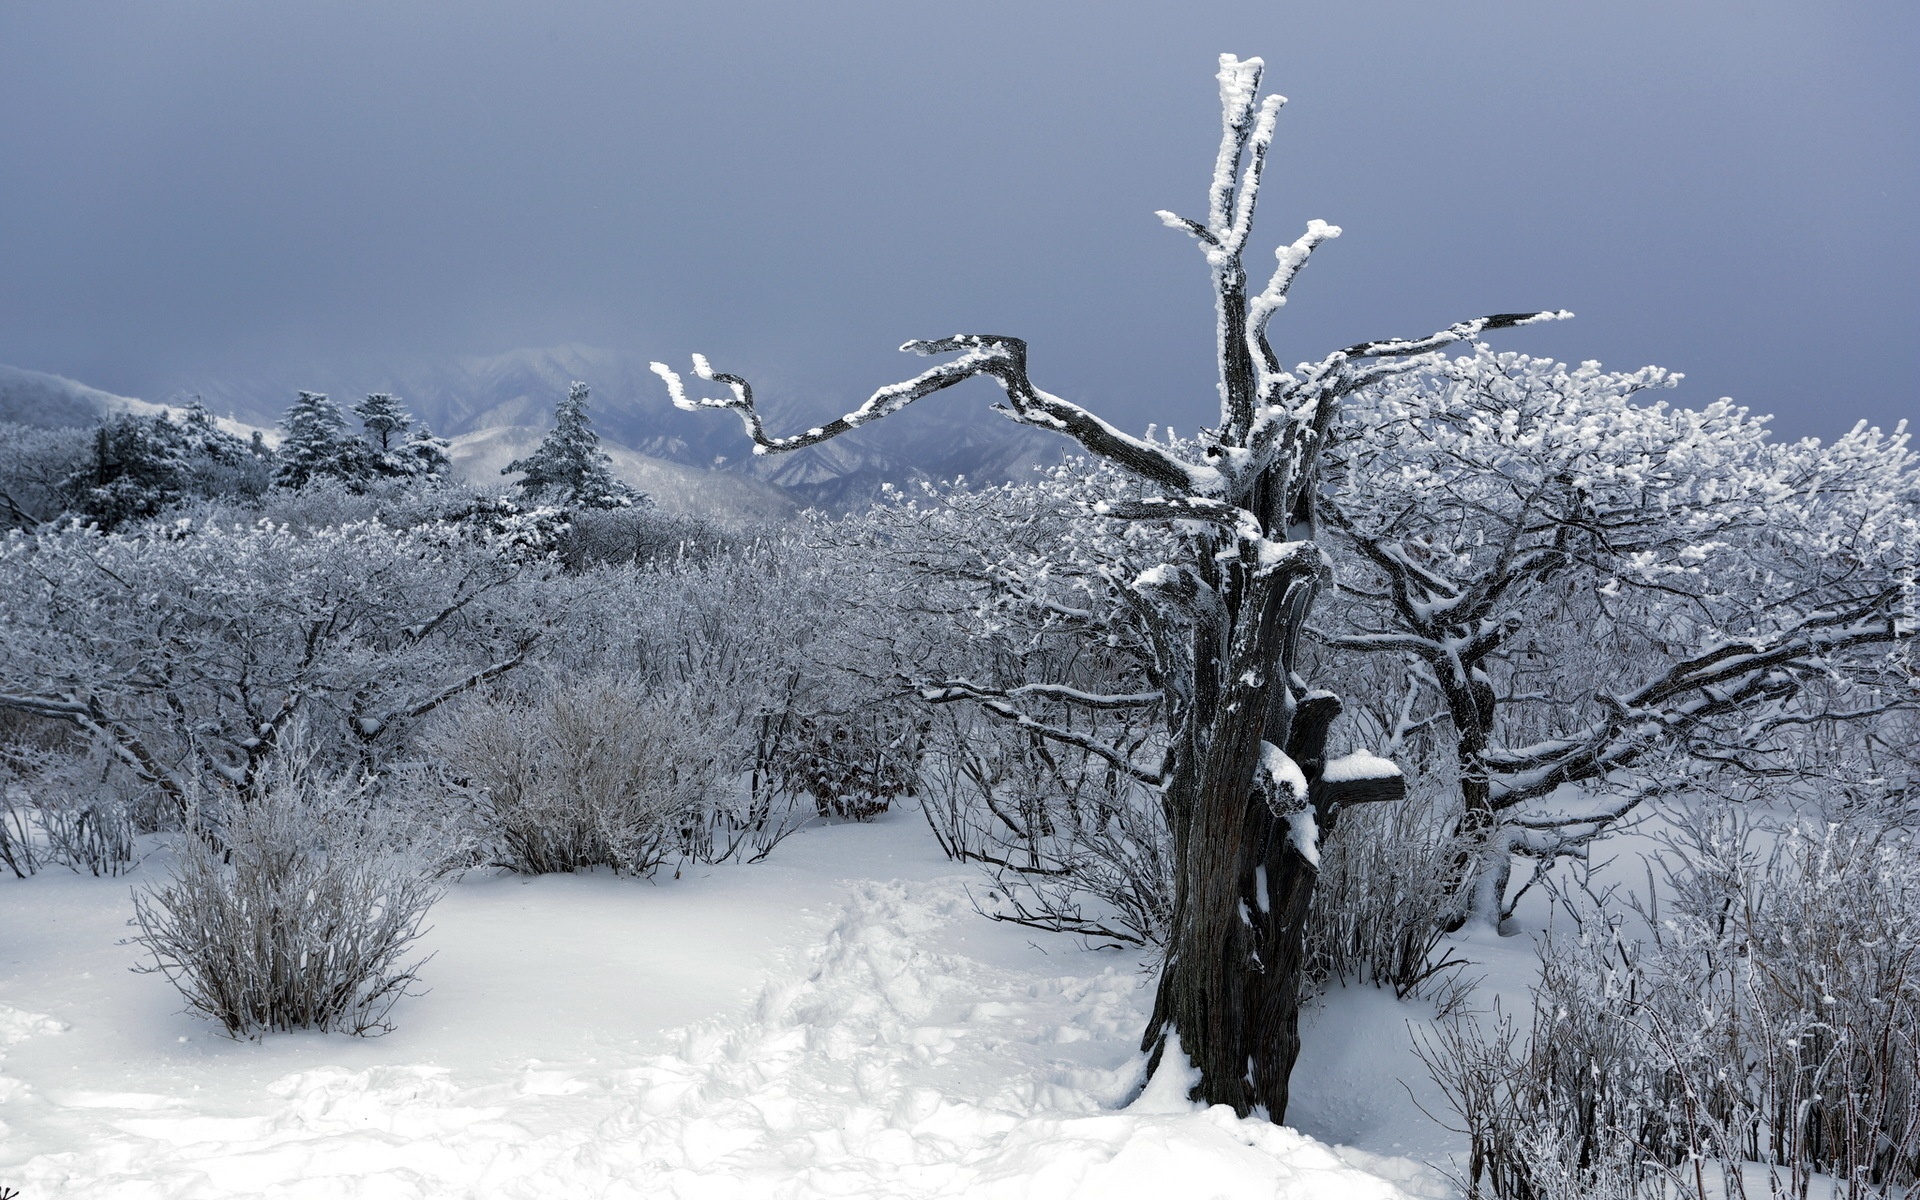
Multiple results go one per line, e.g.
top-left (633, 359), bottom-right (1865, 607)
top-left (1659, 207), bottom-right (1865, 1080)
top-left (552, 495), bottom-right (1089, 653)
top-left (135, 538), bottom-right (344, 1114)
top-left (0, 363), bottom-right (262, 440)
top-left (0, 363), bottom-right (143, 428)
top-left (168, 344), bottom-right (1070, 509)
top-left (447, 426), bottom-right (799, 525)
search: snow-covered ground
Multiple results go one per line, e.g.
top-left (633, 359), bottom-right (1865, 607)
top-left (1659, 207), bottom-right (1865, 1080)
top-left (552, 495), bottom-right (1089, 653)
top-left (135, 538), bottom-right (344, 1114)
top-left (1, 809), bottom-right (1470, 1198)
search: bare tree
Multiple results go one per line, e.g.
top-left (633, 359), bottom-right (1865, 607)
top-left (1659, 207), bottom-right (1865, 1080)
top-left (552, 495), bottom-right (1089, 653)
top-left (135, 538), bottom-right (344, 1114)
top-left (655, 54), bottom-right (1561, 1119)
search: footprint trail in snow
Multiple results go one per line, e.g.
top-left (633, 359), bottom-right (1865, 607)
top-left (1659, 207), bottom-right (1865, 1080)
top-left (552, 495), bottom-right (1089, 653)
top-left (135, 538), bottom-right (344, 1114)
top-left (4, 876), bottom-right (1430, 1199)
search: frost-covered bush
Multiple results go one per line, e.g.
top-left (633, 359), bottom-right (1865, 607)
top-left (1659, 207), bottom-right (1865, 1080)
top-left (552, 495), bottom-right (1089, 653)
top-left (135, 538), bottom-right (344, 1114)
top-left (1323, 350), bottom-right (1920, 925)
top-left (1420, 799), bottom-right (1920, 1200)
top-left (920, 705), bottom-right (1173, 949)
top-left (0, 421), bottom-right (91, 529)
top-left (771, 707), bottom-right (924, 821)
top-left (0, 514), bottom-right (549, 824)
top-left (557, 506), bottom-right (735, 571)
top-left (191, 477), bottom-right (566, 551)
top-left (535, 528), bottom-right (923, 832)
top-left (828, 470), bottom-right (1180, 946)
top-left (1305, 774), bottom-right (1469, 1003)
top-left (1642, 803), bottom-right (1920, 1198)
top-left (426, 674), bottom-right (724, 876)
top-left (0, 710), bottom-right (145, 879)
top-left (0, 746), bottom-right (138, 879)
top-left (130, 754), bottom-right (441, 1037)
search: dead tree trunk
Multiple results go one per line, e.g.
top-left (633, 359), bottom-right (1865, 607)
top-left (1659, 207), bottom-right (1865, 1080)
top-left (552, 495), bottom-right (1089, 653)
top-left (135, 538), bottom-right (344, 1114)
top-left (656, 52), bottom-right (1557, 1120)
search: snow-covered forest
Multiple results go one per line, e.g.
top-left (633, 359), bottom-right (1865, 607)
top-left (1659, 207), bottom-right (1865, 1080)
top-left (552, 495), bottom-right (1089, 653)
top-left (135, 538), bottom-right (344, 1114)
top-left (3, 28), bottom-right (1917, 1200)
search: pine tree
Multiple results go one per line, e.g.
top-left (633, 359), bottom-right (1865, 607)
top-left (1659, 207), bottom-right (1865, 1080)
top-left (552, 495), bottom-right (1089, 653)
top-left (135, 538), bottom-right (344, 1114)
top-left (63, 405), bottom-right (264, 528)
top-left (388, 425), bottom-right (454, 482)
top-left (352, 393), bottom-right (413, 453)
top-left (503, 381), bottom-right (644, 509)
top-left (70, 416), bottom-right (190, 528)
top-left (275, 392), bottom-right (372, 489)
top-left (350, 392), bottom-right (450, 482)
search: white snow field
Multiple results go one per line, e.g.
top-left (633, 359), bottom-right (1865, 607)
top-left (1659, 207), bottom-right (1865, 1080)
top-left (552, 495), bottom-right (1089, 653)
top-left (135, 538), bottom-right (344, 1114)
top-left (0, 809), bottom-right (1460, 1198)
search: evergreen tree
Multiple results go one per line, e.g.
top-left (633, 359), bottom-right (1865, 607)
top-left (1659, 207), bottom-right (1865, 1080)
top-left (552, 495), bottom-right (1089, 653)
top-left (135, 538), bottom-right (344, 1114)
top-left (352, 393), bottom-right (413, 452)
top-left (70, 416), bottom-right (188, 528)
top-left (503, 381), bottom-right (644, 509)
top-left (274, 392), bottom-right (373, 490)
top-left (63, 405), bottom-right (265, 528)
top-left (351, 392), bottom-right (450, 483)
top-left (388, 425), bottom-right (454, 482)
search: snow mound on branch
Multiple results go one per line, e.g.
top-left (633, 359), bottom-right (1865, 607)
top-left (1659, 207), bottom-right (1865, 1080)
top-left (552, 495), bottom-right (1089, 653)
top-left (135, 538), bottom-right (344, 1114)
top-left (7, 876), bottom-right (1427, 1198)
top-left (1261, 741), bottom-right (1309, 805)
top-left (1322, 751), bottom-right (1401, 784)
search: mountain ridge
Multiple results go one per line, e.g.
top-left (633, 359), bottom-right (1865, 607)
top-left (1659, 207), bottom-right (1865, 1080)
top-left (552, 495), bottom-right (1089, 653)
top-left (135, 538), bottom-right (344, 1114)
top-left (8, 345), bottom-right (1073, 512)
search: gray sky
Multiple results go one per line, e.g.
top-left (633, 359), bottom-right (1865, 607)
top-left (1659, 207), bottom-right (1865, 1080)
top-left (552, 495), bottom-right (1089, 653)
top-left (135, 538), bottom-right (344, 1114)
top-left (1, 1), bottom-right (1913, 442)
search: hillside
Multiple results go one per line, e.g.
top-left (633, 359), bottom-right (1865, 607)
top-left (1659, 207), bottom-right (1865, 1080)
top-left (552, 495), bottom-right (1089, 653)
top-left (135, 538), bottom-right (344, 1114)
top-left (449, 424), bottom-right (800, 524)
top-left (167, 344), bottom-right (1069, 509)
top-left (0, 363), bottom-right (264, 441)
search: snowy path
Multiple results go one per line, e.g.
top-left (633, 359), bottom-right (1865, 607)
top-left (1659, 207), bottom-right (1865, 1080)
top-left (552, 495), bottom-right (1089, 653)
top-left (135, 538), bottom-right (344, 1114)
top-left (1, 817), bottom-right (1446, 1198)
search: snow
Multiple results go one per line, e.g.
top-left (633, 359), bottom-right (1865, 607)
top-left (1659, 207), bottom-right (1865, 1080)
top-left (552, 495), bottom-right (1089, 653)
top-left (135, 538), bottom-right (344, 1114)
top-left (0, 810), bottom-right (1450, 1198)
top-left (1287, 808), bottom-right (1322, 869)
top-left (1260, 741), bottom-right (1309, 806)
top-left (1132, 563), bottom-right (1174, 591)
top-left (1321, 751), bottom-right (1402, 784)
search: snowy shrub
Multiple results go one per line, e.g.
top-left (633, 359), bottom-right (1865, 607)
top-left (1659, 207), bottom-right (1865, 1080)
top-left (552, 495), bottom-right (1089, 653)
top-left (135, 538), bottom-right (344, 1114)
top-left (1305, 773), bottom-right (1469, 1004)
top-left (0, 515), bottom-right (548, 825)
top-left (0, 714), bottom-right (140, 878)
top-left (920, 706), bottom-right (1173, 949)
top-left (1639, 803), bottom-right (1920, 1198)
top-left (558, 507), bottom-right (735, 571)
top-left (0, 757), bottom-right (138, 880)
top-left (130, 753), bottom-right (441, 1037)
top-left (1414, 911), bottom-right (1696, 1200)
top-left (1421, 799), bottom-right (1920, 1200)
top-left (0, 421), bottom-right (91, 529)
top-left (535, 528), bottom-right (921, 834)
top-left (770, 707), bottom-right (924, 821)
top-left (1322, 351), bottom-right (1919, 926)
top-left (427, 674), bottom-right (724, 876)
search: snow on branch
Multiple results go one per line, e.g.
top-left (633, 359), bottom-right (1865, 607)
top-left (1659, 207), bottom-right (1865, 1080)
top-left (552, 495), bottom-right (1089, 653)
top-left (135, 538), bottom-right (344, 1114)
top-left (1207, 54), bottom-right (1283, 253)
top-left (0, 690), bottom-right (185, 811)
top-left (1340, 310), bottom-right (1574, 361)
top-left (359, 644), bottom-right (536, 738)
top-left (1321, 750), bottom-right (1401, 784)
top-left (654, 335), bottom-right (1225, 499)
top-left (920, 678), bottom-right (1163, 711)
top-left (1257, 739), bottom-right (1308, 813)
top-left (1248, 219), bottom-right (1340, 344)
top-left (918, 680), bottom-right (1164, 786)
top-left (1478, 600), bottom-right (1916, 807)
top-left (1094, 495), bottom-right (1265, 541)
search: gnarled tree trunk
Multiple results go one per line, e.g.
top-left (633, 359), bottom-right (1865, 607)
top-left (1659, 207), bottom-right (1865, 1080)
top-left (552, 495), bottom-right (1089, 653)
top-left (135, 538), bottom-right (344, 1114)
top-left (656, 51), bottom-right (1552, 1122)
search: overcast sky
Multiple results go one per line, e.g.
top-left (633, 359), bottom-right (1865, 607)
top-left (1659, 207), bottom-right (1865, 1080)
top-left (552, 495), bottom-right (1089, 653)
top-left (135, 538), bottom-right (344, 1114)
top-left (1, 1), bottom-right (1913, 441)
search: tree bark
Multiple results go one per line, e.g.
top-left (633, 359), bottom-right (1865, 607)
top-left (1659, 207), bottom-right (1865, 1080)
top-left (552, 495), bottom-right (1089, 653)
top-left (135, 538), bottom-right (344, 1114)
top-left (1142, 686), bottom-right (1403, 1117)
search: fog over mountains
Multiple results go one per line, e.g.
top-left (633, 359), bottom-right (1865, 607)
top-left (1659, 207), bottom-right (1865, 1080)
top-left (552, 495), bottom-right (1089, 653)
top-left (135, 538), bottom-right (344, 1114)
top-left (0, 362), bottom-right (261, 441)
top-left (3, 346), bottom-right (1071, 513)
top-left (172, 344), bottom-right (1067, 510)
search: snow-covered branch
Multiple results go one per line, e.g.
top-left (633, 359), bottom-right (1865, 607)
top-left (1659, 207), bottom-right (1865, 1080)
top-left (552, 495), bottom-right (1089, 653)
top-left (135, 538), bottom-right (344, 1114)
top-left (921, 678), bottom-right (1163, 712)
top-left (918, 680), bottom-right (1163, 786)
top-left (654, 336), bottom-right (1223, 499)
